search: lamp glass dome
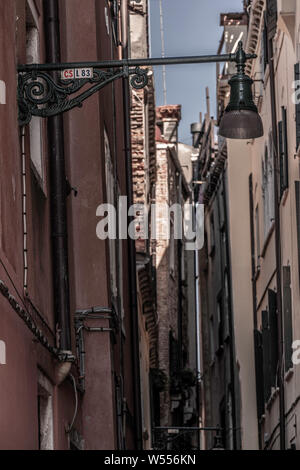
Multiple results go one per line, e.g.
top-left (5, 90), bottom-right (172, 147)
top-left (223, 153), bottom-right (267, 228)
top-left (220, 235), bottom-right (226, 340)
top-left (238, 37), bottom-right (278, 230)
top-left (219, 41), bottom-right (263, 140)
top-left (219, 109), bottom-right (263, 139)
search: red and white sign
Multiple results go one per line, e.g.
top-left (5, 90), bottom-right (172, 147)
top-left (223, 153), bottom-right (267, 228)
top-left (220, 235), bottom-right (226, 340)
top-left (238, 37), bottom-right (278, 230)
top-left (61, 68), bottom-right (93, 80)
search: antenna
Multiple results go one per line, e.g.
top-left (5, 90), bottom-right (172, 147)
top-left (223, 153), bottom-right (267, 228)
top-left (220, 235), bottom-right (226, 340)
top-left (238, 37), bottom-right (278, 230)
top-left (147, 0), bottom-right (152, 58)
top-left (159, 0), bottom-right (167, 105)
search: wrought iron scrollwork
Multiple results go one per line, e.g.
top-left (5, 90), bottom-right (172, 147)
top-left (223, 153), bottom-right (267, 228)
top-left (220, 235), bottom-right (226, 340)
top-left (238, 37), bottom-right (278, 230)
top-left (18, 65), bottom-right (149, 125)
top-left (129, 67), bottom-right (149, 90)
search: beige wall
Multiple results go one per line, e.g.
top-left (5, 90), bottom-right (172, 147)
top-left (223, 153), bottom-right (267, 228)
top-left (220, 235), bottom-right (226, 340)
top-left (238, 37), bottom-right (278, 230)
top-left (232, 0), bottom-right (300, 449)
top-left (226, 140), bottom-right (259, 450)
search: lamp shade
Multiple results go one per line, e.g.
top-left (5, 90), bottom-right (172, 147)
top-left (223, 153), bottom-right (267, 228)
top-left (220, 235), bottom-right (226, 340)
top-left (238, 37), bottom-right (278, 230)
top-left (219, 42), bottom-right (263, 139)
top-left (219, 109), bottom-right (263, 140)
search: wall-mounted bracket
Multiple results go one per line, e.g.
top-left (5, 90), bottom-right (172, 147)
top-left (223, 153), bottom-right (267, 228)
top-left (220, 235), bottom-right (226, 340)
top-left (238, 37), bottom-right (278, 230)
top-left (18, 66), bottom-right (149, 126)
top-left (17, 44), bottom-right (256, 125)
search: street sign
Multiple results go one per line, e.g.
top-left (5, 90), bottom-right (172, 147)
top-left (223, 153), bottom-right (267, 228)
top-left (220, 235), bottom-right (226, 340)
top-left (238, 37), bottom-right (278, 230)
top-left (61, 68), bottom-right (93, 80)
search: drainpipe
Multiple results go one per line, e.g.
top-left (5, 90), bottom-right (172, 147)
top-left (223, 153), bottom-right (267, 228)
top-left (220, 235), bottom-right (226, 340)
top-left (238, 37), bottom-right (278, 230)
top-left (268, 37), bottom-right (285, 450)
top-left (194, 201), bottom-right (202, 449)
top-left (43, 0), bottom-right (71, 352)
top-left (191, 129), bottom-right (203, 449)
top-left (121, 0), bottom-right (143, 450)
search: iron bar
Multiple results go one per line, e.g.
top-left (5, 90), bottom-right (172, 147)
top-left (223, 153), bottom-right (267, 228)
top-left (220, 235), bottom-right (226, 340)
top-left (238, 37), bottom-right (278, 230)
top-left (154, 426), bottom-right (221, 431)
top-left (17, 44), bottom-right (256, 125)
top-left (18, 52), bottom-right (256, 72)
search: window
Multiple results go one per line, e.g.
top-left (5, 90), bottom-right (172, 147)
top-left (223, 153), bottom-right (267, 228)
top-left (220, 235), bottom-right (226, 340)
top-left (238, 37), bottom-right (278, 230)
top-left (38, 371), bottom-right (54, 450)
top-left (26, 1), bottom-right (45, 184)
top-left (107, 0), bottom-right (120, 46)
top-left (295, 181), bottom-right (300, 285)
top-left (294, 63), bottom-right (300, 150)
top-left (283, 266), bottom-right (293, 371)
top-left (262, 12), bottom-right (269, 73)
top-left (262, 135), bottom-right (275, 238)
top-left (266, 0), bottom-right (278, 40)
top-left (104, 128), bottom-right (118, 301)
top-left (268, 289), bottom-right (278, 389)
top-left (169, 219), bottom-right (175, 277)
top-left (255, 205), bottom-right (260, 268)
top-left (262, 309), bottom-right (271, 402)
top-left (278, 107), bottom-right (289, 197)
top-left (254, 329), bottom-right (265, 419)
top-left (261, 289), bottom-right (278, 403)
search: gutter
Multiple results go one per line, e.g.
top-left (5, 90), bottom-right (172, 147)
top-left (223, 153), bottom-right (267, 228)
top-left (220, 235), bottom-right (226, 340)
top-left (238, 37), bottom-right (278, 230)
top-left (121, 0), bottom-right (143, 450)
top-left (43, 0), bottom-right (72, 352)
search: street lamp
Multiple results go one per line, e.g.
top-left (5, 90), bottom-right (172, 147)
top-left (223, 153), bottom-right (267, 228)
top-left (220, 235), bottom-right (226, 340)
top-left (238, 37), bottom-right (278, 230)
top-left (17, 42), bottom-right (262, 140)
top-left (219, 42), bottom-right (263, 139)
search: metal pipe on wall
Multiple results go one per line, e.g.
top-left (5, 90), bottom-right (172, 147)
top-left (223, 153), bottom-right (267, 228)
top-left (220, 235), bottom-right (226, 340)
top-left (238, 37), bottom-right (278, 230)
top-left (43, 0), bottom-right (71, 352)
top-left (121, 0), bottom-right (143, 450)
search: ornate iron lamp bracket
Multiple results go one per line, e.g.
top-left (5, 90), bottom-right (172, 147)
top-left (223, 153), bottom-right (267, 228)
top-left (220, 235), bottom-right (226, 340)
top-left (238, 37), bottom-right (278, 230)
top-left (18, 66), bottom-right (149, 126)
top-left (17, 43), bottom-right (256, 126)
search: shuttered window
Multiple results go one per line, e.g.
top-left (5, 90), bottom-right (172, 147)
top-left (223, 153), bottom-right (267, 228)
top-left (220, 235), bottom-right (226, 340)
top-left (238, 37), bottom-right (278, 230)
top-left (268, 289), bottom-right (278, 389)
top-left (279, 107), bottom-right (289, 197)
top-left (295, 64), bottom-right (300, 150)
top-left (262, 13), bottom-right (269, 72)
top-left (110, 0), bottom-right (120, 46)
top-left (254, 330), bottom-right (265, 419)
top-left (262, 310), bottom-right (271, 402)
top-left (261, 291), bottom-right (278, 404)
top-left (266, 0), bottom-right (277, 40)
top-left (295, 181), bottom-right (300, 285)
top-left (283, 266), bottom-right (293, 371)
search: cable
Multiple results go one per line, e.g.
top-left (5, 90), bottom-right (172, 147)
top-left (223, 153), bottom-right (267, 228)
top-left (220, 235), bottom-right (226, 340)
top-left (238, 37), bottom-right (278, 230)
top-left (66, 374), bottom-right (78, 434)
top-left (0, 257), bottom-right (30, 315)
top-left (21, 126), bottom-right (28, 291)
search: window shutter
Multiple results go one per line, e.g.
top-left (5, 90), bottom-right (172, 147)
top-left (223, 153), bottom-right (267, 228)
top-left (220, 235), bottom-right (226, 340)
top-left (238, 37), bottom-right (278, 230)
top-left (262, 310), bottom-right (271, 402)
top-left (266, 0), bottom-right (277, 40)
top-left (254, 329), bottom-right (265, 419)
top-left (283, 266), bottom-right (293, 371)
top-left (110, 0), bottom-right (120, 46)
top-left (262, 13), bottom-right (269, 72)
top-left (295, 181), bottom-right (300, 285)
top-left (282, 107), bottom-right (289, 192)
top-left (278, 120), bottom-right (284, 197)
top-left (268, 289), bottom-right (278, 389)
top-left (294, 64), bottom-right (300, 150)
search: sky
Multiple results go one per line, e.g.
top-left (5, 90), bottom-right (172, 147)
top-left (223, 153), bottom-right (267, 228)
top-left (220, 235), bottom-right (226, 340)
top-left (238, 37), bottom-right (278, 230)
top-left (149, 0), bottom-right (245, 144)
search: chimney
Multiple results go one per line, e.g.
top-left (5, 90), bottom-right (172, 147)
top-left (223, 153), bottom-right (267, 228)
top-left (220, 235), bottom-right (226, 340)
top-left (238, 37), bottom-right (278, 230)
top-left (156, 105), bottom-right (181, 143)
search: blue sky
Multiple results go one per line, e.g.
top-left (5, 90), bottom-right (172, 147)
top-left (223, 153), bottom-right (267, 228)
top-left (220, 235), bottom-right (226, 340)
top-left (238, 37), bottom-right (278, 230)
top-left (149, 0), bottom-right (245, 144)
